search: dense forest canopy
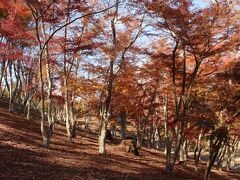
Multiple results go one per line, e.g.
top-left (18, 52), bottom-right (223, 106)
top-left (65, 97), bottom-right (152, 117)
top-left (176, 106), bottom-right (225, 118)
top-left (0, 0), bottom-right (239, 179)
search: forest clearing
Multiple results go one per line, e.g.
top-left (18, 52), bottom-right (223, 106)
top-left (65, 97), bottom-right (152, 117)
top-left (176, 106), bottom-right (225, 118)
top-left (0, 0), bottom-right (240, 179)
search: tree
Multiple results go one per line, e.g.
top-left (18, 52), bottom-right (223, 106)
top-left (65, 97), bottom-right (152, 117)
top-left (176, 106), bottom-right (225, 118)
top-left (92, 0), bottom-right (145, 154)
top-left (23, 0), bottom-right (116, 147)
top-left (135, 0), bottom-right (239, 174)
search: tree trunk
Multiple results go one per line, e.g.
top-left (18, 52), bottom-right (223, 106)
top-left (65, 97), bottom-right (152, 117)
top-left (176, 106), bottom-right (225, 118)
top-left (179, 140), bottom-right (187, 163)
top-left (226, 146), bottom-right (231, 171)
top-left (39, 55), bottom-right (50, 148)
top-left (27, 98), bottom-right (31, 120)
top-left (232, 141), bottom-right (239, 170)
top-left (163, 94), bottom-right (168, 153)
top-left (165, 120), bottom-right (185, 175)
top-left (97, 0), bottom-right (118, 154)
top-left (204, 160), bottom-right (212, 180)
top-left (46, 68), bottom-right (53, 131)
top-left (14, 61), bottom-right (22, 110)
top-left (156, 128), bottom-right (161, 149)
top-left (216, 145), bottom-right (226, 170)
top-left (62, 2), bottom-right (73, 142)
top-left (231, 147), bottom-right (237, 170)
top-left (120, 111), bottom-right (126, 139)
top-left (166, 135), bottom-right (173, 175)
top-left (70, 95), bottom-right (76, 138)
top-left (204, 130), bottom-right (227, 180)
top-left (99, 118), bottom-right (107, 154)
top-left (8, 61), bottom-right (13, 112)
top-left (194, 132), bottom-right (203, 172)
top-left (65, 80), bottom-right (72, 142)
top-left (84, 116), bottom-right (90, 130)
top-left (136, 120), bottom-right (142, 147)
top-left (0, 60), bottom-right (5, 97)
top-left (41, 21), bottom-right (54, 133)
top-left (149, 123), bottom-right (156, 148)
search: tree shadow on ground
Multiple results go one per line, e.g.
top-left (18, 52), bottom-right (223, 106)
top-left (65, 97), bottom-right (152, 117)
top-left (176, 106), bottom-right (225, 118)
top-left (1, 107), bottom-right (240, 180)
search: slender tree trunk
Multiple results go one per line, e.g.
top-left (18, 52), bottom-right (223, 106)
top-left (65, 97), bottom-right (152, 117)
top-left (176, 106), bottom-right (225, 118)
top-left (179, 139), bottom-right (187, 163)
top-left (232, 141), bottom-right (239, 170)
top-left (8, 61), bottom-right (14, 112)
top-left (4, 60), bottom-right (10, 96)
top-left (13, 61), bottom-right (22, 109)
top-left (98, 1), bottom-right (117, 153)
top-left (174, 121), bottom-right (185, 161)
top-left (136, 119), bottom-right (142, 147)
top-left (204, 160), bottom-right (213, 180)
top-left (166, 134), bottom-right (173, 175)
top-left (39, 55), bottom-right (50, 147)
top-left (46, 59), bottom-right (53, 131)
top-left (27, 98), bottom-right (31, 120)
top-left (64, 79), bottom-right (72, 142)
top-left (230, 145), bottom-right (238, 170)
top-left (216, 145), bottom-right (226, 170)
top-left (0, 60), bottom-right (6, 97)
top-left (99, 118), bottom-right (107, 154)
top-left (204, 130), bottom-right (227, 180)
top-left (120, 111), bottom-right (126, 139)
top-left (41, 21), bottom-right (54, 132)
top-left (226, 145), bottom-right (231, 171)
top-left (149, 123), bottom-right (154, 148)
top-left (166, 120), bottom-right (185, 175)
top-left (63, 0), bottom-right (73, 142)
top-left (163, 94), bottom-right (168, 153)
top-left (151, 124), bottom-right (158, 148)
top-left (156, 128), bottom-right (161, 149)
top-left (194, 132), bottom-right (202, 172)
top-left (84, 116), bottom-right (89, 130)
top-left (204, 141), bottom-right (219, 180)
top-left (70, 94), bottom-right (76, 138)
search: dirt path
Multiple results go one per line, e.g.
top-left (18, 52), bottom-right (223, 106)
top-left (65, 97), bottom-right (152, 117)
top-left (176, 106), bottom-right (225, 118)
top-left (0, 107), bottom-right (239, 180)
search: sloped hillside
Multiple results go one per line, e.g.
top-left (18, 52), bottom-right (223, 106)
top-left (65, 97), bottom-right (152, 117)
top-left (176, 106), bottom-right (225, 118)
top-left (0, 106), bottom-right (239, 180)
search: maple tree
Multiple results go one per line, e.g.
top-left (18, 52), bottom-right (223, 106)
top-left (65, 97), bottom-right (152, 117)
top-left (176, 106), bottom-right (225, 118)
top-left (0, 0), bottom-right (239, 179)
top-left (133, 0), bottom-right (240, 175)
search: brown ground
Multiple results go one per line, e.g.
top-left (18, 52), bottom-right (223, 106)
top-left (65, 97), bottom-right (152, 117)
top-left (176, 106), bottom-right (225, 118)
top-left (0, 106), bottom-right (239, 180)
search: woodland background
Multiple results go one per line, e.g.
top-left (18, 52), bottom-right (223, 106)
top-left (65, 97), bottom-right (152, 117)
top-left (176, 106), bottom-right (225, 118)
top-left (0, 0), bottom-right (240, 179)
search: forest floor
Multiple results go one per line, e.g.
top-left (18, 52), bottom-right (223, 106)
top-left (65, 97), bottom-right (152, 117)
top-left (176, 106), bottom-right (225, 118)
top-left (0, 106), bottom-right (240, 180)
